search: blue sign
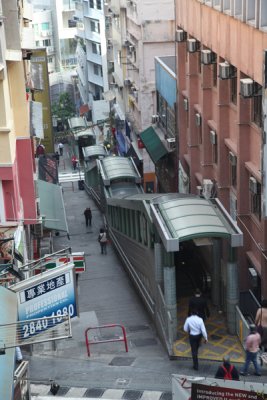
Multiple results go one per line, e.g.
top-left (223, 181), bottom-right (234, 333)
top-left (11, 264), bottom-right (77, 341)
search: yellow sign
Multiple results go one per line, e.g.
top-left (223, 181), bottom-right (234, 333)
top-left (31, 49), bottom-right (54, 153)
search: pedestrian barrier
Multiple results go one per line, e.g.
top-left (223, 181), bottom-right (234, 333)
top-left (85, 324), bottom-right (128, 356)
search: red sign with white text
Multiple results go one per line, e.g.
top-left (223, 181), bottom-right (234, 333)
top-left (191, 383), bottom-right (267, 400)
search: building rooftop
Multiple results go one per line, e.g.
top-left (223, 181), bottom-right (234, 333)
top-left (158, 56), bottom-right (176, 75)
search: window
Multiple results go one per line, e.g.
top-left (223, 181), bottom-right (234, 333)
top-left (93, 64), bottom-right (102, 76)
top-left (35, 41), bottom-right (40, 47)
top-left (41, 22), bottom-right (50, 31)
top-left (213, 63), bottom-right (217, 87)
top-left (250, 178), bottom-right (261, 221)
top-left (90, 0), bottom-right (94, 8)
top-left (210, 130), bottom-right (218, 164)
top-left (92, 42), bottom-right (101, 55)
top-left (96, 0), bottom-right (102, 10)
top-left (90, 20), bottom-right (100, 33)
top-left (230, 67), bottom-right (237, 104)
top-left (252, 83), bottom-right (262, 127)
top-left (229, 152), bottom-right (237, 187)
top-left (43, 39), bottom-right (51, 47)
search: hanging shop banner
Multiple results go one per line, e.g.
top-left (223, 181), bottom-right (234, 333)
top-left (10, 264), bottom-right (78, 341)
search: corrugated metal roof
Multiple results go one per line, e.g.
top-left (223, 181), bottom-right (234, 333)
top-left (83, 145), bottom-right (106, 159)
top-left (140, 126), bottom-right (168, 164)
top-left (102, 157), bottom-right (140, 181)
top-left (158, 197), bottom-right (231, 241)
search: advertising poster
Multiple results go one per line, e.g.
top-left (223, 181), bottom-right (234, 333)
top-left (191, 383), bottom-right (267, 400)
top-left (10, 264), bottom-right (77, 342)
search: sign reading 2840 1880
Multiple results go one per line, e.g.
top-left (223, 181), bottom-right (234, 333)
top-left (12, 264), bottom-right (77, 340)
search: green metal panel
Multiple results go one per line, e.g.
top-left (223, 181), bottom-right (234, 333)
top-left (140, 126), bottom-right (168, 164)
top-left (38, 180), bottom-right (68, 232)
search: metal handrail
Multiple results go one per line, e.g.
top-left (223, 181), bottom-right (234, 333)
top-left (85, 324), bottom-right (128, 356)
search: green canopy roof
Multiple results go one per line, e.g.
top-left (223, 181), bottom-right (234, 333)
top-left (38, 180), bottom-right (68, 232)
top-left (140, 126), bottom-right (168, 164)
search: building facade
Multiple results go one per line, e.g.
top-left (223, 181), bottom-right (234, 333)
top-left (176, 0), bottom-right (267, 301)
top-left (0, 0), bottom-right (38, 278)
top-left (75, 0), bottom-right (110, 124)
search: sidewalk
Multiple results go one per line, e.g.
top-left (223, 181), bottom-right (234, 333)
top-left (28, 144), bottom-right (267, 397)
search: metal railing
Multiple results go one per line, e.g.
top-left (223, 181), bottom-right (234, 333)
top-left (85, 324), bottom-right (128, 356)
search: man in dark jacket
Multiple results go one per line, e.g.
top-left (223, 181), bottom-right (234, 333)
top-left (215, 355), bottom-right (239, 380)
top-left (84, 207), bottom-right (92, 227)
top-left (188, 289), bottom-right (210, 321)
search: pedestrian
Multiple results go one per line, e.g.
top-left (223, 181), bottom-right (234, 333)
top-left (58, 142), bottom-right (64, 156)
top-left (84, 207), bottom-right (92, 227)
top-left (188, 288), bottom-right (210, 321)
top-left (255, 299), bottom-right (267, 351)
top-left (183, 308), bottom-right (208, 370)
top-left (240, 324), bottom-right (261, 376)
top-left (98, 228), bottom-right (108, 255)
top-left (72, 155), bottom-right (78, 171)
top-left (54, 151), bottom-right (60, 166)
top-left (36, 142), bottom-right (45, 157)
top-left (215, 355), bottom-right (239, 380)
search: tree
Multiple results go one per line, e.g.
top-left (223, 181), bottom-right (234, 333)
top-left (52, 92), bottom-right (76, 130)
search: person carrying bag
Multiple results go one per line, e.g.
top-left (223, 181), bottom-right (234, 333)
top-left (98, 228), bottom-right (108, 255)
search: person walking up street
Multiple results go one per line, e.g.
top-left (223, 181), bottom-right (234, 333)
top-left (58, 142), bottom-right (64, 156)
top-left (188, 288), bottom-right (210, 321)
top-left (240, 324), bottom-right (261, 376)
top-left (183, 308), bottom-right (208, 371)
top-left (98, 228), bottom-right (108, 255)
top-left (215, 355), bottom-right (239, 380)
top-left (255, 299), bottom-right (267, 351)
top-left (84, 207), bottom-right (92, 227)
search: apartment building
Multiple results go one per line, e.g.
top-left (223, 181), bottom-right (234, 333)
top-left (176, 0), bottom-right (267, 302)
top-left (75, 0), bottom-right (110, 123)
top-left (0, 0), bottom-right (37, 276)
top-left (32, 9), bottom-right (56, 73)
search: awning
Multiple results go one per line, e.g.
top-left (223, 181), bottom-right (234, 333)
top-left (140, 126), bottom-right (168, 164)
top-left (150, 196), bottom-right (243, 252)
top-left (38, 180), bottom-right (68, 232)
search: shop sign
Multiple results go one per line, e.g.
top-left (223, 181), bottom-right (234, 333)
top-left (43, 252), bottom-right (86, 273)
top-left (10, 264), bottom-right (77, 341)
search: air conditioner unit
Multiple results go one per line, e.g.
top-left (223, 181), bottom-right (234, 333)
top-left (229, 151), bottom-right (237, 165)
top-left (129, 45), bottom-right (135, 52)
top-left (124, 78), bottom-right (131, 86)
top-left (166, 137), bottom-right (176, 150)
top-left (195, 113), bottom-right (202, 126)
top-left (183, 98), bottom-right (188, 111)
top-left (240, 78), bottom-right (254, 98)
top-left (201, 49), bottom-right (213, 65)
top-left (219, 62), bottom-right (231, 79)
top-left (187, 38), bottom-right (197, 53)
top-left (151, 114), bottom-right (159, 124)
top-left (133, 90), bottom-right (138, 99)
top-left (175, 29), bottom-right (186, 42)
top-left (249, 176), bottom-right (259, 194)
top-left (202, 179), bottom-right (213, 200)
top-left (210, 130), bottom-right (217, 145)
